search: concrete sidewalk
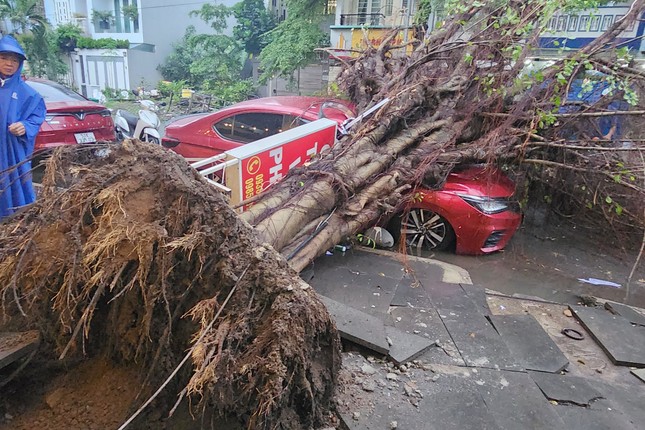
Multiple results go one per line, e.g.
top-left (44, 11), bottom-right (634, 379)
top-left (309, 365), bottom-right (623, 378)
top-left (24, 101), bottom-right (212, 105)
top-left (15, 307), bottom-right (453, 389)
top-left (307, 247), bottom-right (645, 430)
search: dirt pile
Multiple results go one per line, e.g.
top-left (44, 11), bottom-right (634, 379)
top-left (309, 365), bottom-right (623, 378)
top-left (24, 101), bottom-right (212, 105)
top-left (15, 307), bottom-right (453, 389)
top-left (0, 140), bottom-right (340, 429)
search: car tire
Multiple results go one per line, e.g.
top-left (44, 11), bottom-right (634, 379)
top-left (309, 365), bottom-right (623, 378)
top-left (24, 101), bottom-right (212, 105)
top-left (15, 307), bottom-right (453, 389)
top-left (390, 208), bottom-right (455, 251)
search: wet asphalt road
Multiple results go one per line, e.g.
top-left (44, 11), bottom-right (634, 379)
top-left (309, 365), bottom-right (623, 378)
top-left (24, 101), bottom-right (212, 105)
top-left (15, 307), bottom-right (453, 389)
top-left (415, 218), bottom-right (645, 308)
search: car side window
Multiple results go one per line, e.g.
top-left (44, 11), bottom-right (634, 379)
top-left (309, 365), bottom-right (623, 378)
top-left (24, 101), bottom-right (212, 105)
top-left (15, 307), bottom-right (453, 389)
top-left (282, 115), bottom-right (309, 131)
top-left (213, 113), bottom-right (286, 144)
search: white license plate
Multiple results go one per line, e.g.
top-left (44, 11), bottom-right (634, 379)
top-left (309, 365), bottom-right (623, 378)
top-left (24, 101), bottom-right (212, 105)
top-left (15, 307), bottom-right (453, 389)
top-left (74, 132), bottom-right (96, 144)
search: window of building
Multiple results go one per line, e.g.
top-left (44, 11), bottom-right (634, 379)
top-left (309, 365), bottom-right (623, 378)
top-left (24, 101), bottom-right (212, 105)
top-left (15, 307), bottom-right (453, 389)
top-left (556, 15), bottom-right (568, 32)
top-left (384, 0), bottom-right (393, 16)
top-left (601, 15), bottom-right (614, 31)
top-left (324, 0), bottom-right (336, 15)
top-left (568, 15), bottom-right (579, 32)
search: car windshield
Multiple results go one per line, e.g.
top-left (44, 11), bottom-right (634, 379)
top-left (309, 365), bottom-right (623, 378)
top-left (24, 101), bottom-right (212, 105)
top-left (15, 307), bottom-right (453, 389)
top-left (26, 81), bottom-right (88, 102)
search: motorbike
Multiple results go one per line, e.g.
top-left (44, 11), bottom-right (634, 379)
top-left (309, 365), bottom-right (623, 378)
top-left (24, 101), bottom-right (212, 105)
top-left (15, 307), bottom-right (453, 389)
top-left (114, 100), bottom-right (163, 144)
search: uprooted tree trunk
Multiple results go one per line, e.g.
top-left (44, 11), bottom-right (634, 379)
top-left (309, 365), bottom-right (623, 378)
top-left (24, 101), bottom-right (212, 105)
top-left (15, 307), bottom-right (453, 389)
top-left (243, 0), bottom-right (645, 272)
top-left (0, 141), bottom-right (340, 429)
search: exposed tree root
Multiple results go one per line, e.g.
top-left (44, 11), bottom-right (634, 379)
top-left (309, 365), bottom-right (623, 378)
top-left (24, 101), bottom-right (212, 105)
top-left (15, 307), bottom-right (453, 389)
top-left (0, 141), bottom-right (340, 429)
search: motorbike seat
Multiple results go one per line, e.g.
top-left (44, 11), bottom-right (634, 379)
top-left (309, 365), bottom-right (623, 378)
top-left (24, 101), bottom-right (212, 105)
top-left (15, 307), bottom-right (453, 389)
top-left (118, 110), bottom-right (139, 129)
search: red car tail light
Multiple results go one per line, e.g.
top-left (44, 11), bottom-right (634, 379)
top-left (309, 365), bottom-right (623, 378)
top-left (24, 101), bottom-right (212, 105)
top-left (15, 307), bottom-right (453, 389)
top-left (162, 137), bottom-right (180, 148)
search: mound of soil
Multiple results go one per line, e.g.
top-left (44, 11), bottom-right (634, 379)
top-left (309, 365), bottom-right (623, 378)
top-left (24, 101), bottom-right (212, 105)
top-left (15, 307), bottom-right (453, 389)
top-left (0, 141), bottom-right (340, 429)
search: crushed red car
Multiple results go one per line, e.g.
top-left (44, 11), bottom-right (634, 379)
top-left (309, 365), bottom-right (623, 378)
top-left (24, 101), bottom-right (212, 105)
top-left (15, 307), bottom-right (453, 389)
top-left (161, 96), bottom-right (356, 161)
top-left (25, 78), bottom-right (116, 152)
top-left (390, 166), bottom-right (522, 255)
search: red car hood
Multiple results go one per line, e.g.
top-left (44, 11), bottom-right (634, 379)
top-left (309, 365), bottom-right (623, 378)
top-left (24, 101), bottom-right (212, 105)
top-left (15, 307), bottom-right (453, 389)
top-left (443, 167), bottom-right (516, 198)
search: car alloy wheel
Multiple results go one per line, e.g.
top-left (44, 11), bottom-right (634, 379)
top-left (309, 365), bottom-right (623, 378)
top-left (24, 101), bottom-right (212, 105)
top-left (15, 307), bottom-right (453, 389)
top-left (401, 208), bottom-right (455, 251)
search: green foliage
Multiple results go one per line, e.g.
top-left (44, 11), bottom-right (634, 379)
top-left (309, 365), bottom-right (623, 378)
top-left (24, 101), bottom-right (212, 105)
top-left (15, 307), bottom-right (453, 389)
top-left (76, 37), bottom-right (130, 49)
top-left (259, 17), bottom-right (328, 82)
top-left (190, 2), bottom-right (231, 33)
top-left (54, 23), bottom-right (82, 52)
top-left (232, 0), bottom-right (276, 56)
top-left (18, 31), bottom-right (67, 79)
top-left (157, 26), bottom-right (250, 96)
top-left (157, 80), bottom-right (187, 99)
top-left (205, 79), bottom-right (256, 107)
top-left (91, 9), bottom-right (114, 23)
top-left (121, 4), bottom-right (138, 21)
top-left (0, 0), bottom-right (48, 35)
top-left (414, 0), bottom-right (433, 26)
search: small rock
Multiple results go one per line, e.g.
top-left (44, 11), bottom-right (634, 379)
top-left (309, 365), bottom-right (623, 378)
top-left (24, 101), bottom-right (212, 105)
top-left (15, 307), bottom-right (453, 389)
top-left (4, 413), bottom-right (13, 421)
top-left (563, 309), bottom-right (573, 317)
top-left (44, 388), bottom-right (66, 410)
top-left (390, 421), bottom-right (398, 429)
top-left (431, 374), bottom-right (440, 382)
top-left (399, 364), bottom-right (407, 372)
top-left (386, 372), bottom-right (399, 381)
top-left (404, 384), bottom-right (414, 396)
top-left (386, 336), bottom-right (393, 346)
top-left (362, 380), bottom-right (377, 392)
top-left (361, 364), bottom-right (377, 375)
top-left (352, 412), bottom-right (361, 420)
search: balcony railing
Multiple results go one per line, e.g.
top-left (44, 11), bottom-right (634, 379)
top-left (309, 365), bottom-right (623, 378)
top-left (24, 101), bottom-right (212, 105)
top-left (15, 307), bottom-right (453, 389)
top-left (339, 13), bottom-right (385, 26)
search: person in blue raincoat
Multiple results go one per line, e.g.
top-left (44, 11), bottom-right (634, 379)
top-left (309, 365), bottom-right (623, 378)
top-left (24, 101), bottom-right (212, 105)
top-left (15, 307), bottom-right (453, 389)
top-left (0, 35), bottom-right (46, 218)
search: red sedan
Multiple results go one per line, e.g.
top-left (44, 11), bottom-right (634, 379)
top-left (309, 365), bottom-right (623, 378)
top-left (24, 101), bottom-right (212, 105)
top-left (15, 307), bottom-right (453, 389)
top-left (161, 96), bottom-right (356, 161)
top-left (391, 166), bottom-right (522, 255)
top-left (25, 78), bottom-right (116, 152)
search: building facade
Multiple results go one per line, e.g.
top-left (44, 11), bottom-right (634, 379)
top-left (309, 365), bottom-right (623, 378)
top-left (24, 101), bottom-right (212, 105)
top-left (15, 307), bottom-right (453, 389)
top-left (43, 0), bottom-right (235, 97)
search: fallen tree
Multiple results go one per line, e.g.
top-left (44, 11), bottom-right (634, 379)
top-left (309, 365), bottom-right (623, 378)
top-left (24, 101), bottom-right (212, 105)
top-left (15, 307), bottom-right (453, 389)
top-left (1, 0), bottom-right (645, 428)
top-left (243, 0), bottom-right (645, 272)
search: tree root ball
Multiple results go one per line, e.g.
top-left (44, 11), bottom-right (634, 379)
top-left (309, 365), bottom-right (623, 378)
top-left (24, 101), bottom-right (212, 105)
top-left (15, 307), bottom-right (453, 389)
top-left (0, 140), bottom-right (341, 429)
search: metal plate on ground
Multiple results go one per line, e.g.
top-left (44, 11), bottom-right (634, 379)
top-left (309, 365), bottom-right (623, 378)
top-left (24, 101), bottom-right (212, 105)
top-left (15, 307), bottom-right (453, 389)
top-left (0, 331), bottom-right (40, 370)
top-left (438, 307), bottom-right (522, 370)
top-left (309, 250), bottom-right (402, 318)
top-left (555, 405), bottom-right (638, 430)
top-left (460, 283), bottom-right (491, 315)
top-left (528, 371), bottom-right (603, 406)
top-left (631, 368), bottom-right (645, 383)
top-left (340, 365), bottom-right (500, 430)
top-left (490, 314), bottom-right (569, 373)
top-left (475, 368), bottom-right (567, 430)
top-left (570, 305), bottom-right (645, 367)
top-left (604, 302), bottom-right (645, 326)
top-left (319, 295), bottom-right (389, 355)
top-left (384, 326), bottom-right (435, 365)
top-left (388, 307), bottom-right (465, 366)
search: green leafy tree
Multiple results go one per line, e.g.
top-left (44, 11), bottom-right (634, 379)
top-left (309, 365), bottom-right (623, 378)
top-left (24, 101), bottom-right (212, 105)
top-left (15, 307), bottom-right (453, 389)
top-left (54, 23), bottom-right (82, 52)
top-left (0, 0), bottom-right (48, 35)
top-left (232, 0), bottom-right (275, 56)
top-left (189, 2), bottom-right (231, 32)
top-left (18, 30), bottom-right (67, 79)
top-left (158, 26), bottom-right (255, 102)
top-left (259, 17), bottom-right (327, 82)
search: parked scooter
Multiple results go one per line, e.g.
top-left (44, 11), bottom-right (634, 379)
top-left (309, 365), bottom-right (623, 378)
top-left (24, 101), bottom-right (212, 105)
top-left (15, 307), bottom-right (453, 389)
top-left (114, 100), bottom-right (163, 144)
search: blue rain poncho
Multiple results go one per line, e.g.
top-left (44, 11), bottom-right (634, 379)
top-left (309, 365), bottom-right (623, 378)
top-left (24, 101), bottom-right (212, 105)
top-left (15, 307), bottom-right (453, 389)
top-left (0, 35), bottom-right (46, 218)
